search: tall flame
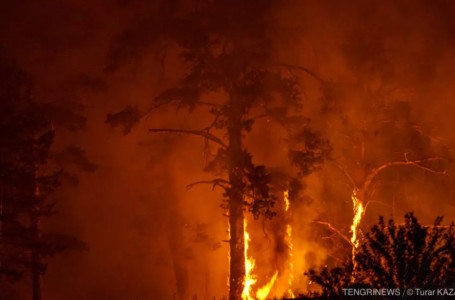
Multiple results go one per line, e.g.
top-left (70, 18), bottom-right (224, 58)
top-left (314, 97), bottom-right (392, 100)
top-left (242, 220), bottom-right (256, 300)
top-left (350, 188), bottom-right (364, 270)
top-left (284, 190), bottom-right (295, 298)
top-left (256, 271), bottom-right (278, 300)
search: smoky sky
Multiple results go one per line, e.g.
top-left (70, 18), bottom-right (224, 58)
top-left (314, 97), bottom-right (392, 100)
top-left (2, 0), bottom-right (455, 299)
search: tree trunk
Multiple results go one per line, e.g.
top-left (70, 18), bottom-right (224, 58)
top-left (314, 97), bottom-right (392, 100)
top-left (0, 149), bottom-right (4, 300)
top-left (31, 213), bottom-right (41, 300)
top-left (228, 195), bottom-right (244, 300)
top-left (32, 258), bottom-right (41, 300)
top-left (32, 176), bottom-right (41, 300)
top-left (227, 100), bottom-right (245, 300)
top-left (168, 210), bottom-right (189, 300)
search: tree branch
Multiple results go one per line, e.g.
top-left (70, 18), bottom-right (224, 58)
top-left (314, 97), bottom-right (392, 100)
top-left (149, 128), bottom-right (228, 148)
top-left (186, 179), bottom-right (229, 191)
top-left (333, 162), bottom-right (357, 190)
top-left (146, 100), bottom-right (221, 117)
top-left (272, 63), bottom-right (326, 83)
top-left (203, 111), bottom-right (222, 131)
top-left (363, 156), bottom-right (447, 192)
top-left (325, 253), bottom-right (344, 264)
top-left (364, 200), bottom-right (393, 212)
top-left (313, 221), bottom-right (354, 247)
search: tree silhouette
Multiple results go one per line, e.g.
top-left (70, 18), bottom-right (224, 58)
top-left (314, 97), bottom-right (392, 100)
top-left (0, 53), bottom-right (87, 300)
top-left (106, 1), bottom-right (330, 298)
top-left (307, 213), bottom-right (455, 297)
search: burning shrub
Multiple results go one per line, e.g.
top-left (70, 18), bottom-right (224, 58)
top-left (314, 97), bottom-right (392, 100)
top-left (306, 213), bottom-right (455, 296)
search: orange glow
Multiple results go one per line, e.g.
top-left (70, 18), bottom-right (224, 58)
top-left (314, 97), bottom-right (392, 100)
top-left (256, 271), bottom-right (278, 300)
top-left (242, 219), bottom-right (256, 300)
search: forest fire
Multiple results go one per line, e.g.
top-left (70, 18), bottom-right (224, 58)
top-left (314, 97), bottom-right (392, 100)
top-left (2, 0), bottom-right (455, 299)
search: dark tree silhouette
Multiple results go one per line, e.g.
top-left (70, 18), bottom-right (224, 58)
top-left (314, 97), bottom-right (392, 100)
top-left (306, 213), bottom-right (455, 297)
top-left (105, 1), bottom-right (330, 299)
top-left (0, 54), bottom-right (87, 300)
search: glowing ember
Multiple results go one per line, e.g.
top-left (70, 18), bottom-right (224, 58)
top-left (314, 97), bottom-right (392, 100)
top-left (284, 190), bottom-right (295, 298)
top-left (256, 271), bottom-right (278, 300)
top-left (350, 188), bottom-right (364, 269)
top-left (242, 219), bottom-right (256, 300)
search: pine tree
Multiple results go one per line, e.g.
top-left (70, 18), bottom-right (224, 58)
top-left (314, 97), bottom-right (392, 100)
top-left (106, 1), bottom-right (331, 298)
top-left (0, 53), bottom-right (87, 300)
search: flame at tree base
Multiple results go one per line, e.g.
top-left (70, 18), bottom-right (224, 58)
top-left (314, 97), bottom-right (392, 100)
top-left (241, 219), bottom-right (280, 300)
top-left (240, 191), bottom-right (296, 299)
top-left (256, 271), bottom-right (278, 300)
top-left (242, 220), bottom-right (256, 300)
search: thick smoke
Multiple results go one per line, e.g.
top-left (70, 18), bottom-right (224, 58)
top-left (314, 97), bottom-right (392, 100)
top-left (1, 0), bottom-right (455, 299)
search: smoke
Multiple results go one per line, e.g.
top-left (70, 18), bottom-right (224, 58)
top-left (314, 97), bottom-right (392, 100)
top-left (1, 0), bottom-right (455, 299)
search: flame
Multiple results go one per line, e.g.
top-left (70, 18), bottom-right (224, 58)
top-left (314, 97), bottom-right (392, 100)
top-left (284, 190), bottom-right (290, 212)
top-left (242, 219), bottom-right (256, 300)
top-left (284, 190), bottom-right (295, 298)
top-left (350, 188), bottom-right (364, 269)
top-left (256, 271), bottom-right (278, 300)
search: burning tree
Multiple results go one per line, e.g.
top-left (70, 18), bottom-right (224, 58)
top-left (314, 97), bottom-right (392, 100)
top-left (105, 1), bottom-right (330, 299)
top-left (307, 213), bottom-right (455, 297)
top-left (274, 23), bottom-right (451, 272)
top-left (0, 54), bottom-right (88, 299)
top-left (311, 80), bottom-right (448, 271)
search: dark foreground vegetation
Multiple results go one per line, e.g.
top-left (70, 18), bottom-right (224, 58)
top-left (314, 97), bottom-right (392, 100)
top-left (176, 213), bottom-right (455, 299)
top-left (306, 213), bottom-right (455, 298)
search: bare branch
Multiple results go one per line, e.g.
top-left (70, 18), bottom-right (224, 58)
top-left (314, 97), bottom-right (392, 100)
top-left (149, 128), bottom-right (228, 148)
top-left (313, 221), bottom-right (354, 247)
top-left (145, 100), bottom-right (221, 118)
top-left (364, 200), bottom-right (393, 212)
top-left (203, 111), bottom-right (222, 131)
top-left (363, 156), bottom-right (447, 192)
top-left (272, 63), bottom-right (326, 83)
top-left (325, 253), bottom-right (344, 264)
top-left (333, 162), bottom-right (357, 189)
top-left (186, 179), bottom-right (229, 191)
top-left (321, 232), bottom-right (337, 240)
